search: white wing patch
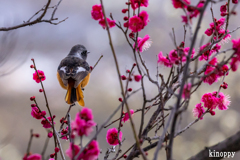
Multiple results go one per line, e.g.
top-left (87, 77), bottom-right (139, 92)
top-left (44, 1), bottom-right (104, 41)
top-left (77, 67), bottom-right (86, 73)
top-left (60, 66), bottom-right (67, 73)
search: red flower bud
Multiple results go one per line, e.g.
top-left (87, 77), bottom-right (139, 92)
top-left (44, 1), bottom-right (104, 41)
top-left (121, 75), bottom-right (127, 80)
top-left (31, 58), bottom-right (34, 61)
top-left (231, 11), bottom-right (237, 15)
top-left (30, 65), bottom-right (34, 68)
top-left (209, 110), bottom-right (215, 116)
top-left (124, 155), bottom-right (127, 158)
top-left (55, 147), bottom-right (60, 153)
top-left (129, 32), bottom-right (134, 38)
top-left (133, 63), bottom-right (136, 66)
top-left (221, 12), bottom-right (228, 17)
top-left (64, 120), bottom-right (68, 124)
top-left (119, 98), bottom-right (123, 102)
top-left (50, 153), bottom-right (55, 158)
top-left (122, 9), bottom-right (128, 13)
top-left (71, 134), bottom-right (75, 139)
top-left (90, 66), bottom-right (93, 71)
top-left (128, 88), bottom-right (132, 92)
top-left (34, 133), bottom-right (40, 138)
top-left (30, 96), bottom-right (35, 101)
top-left (31, 104), bottom-right (36, 107)
top-left (126, 70), bottom-right (130, 73)
top-left (129, 78), bottom-right (132, 81)
top-left (39, 89), bottom-right (43, 92)
top-left (123, 16), bottom-right (128, 21)
top-left (60, 117), bottom-right (65, 123)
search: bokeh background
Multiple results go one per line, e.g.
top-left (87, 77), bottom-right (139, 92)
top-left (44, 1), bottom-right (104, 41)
top-left (0, 0), bottom-right (240, 159)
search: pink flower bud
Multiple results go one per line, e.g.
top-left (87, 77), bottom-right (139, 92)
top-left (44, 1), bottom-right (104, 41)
top-left (48, 131), bottom-right (53, 138)
top-left (134, 75), bottom-right (142, 82)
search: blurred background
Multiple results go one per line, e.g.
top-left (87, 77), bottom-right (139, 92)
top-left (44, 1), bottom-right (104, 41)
top-left (0, 0), bottom-right (240, 159)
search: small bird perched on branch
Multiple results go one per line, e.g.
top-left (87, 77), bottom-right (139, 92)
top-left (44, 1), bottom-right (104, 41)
top-left (57, 44), bottom-right (90, 106)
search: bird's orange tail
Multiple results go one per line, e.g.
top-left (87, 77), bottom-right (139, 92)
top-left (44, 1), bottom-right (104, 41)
top-left (65, 78), bottom-right (85, 106)
top-left (76, 84), bottom-right (85, 106)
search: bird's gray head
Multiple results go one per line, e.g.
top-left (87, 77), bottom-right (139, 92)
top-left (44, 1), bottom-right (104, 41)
top-left (68, 44), bottom-right (90, 60)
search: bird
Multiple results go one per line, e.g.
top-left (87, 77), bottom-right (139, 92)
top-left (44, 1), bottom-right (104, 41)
top-left (57, 44), bottom-right (90, 106)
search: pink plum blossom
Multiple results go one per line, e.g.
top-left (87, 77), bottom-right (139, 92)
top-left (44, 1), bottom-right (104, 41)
top-left (202, 66), bottom-right (219, 85)
top-left (91, 4), bottom-right (103, 20)
top-left (99, 18), bottom-right (116, 29)
top-left (130, 0), bottom-right (149, 10)
top-left (139, 10), bottom-right (149, 27)
top-left (33, 70), bottom-right (46, 83)
top-left (66, 143), bottom-right (80, 159)
top-left (31, 107), bottom-right (46, 120)
top-left (128, 16), bottom-right (144, 32)
top-left (157, 52), bottom-right (172, 67)
top-left (201, 93), bottom-right (218, 110)
top-left (106, 128), bottom-right (122, 146)
top-left (192, 103), bottom-right (205, 120)
top-left (134, 35), bottom-right (151, 52)
top-left (25, 154), bottom-right (42, 160)
top-left (232, 38), bottom-right (240, 54)
top-left (182, 83), bottom-right (191, 99)
top-left (71, 108), bottom-right (96, 136)
top-left (215, 92), bottom-right (231, 110)
top-left (172, 0), bottom-right (190, 9)
top-left (122, 109), bottom-right (134, 122)
top-left (66, 141), bottom-right (100, 160)
top-left (41, 116), bottom-right (55, 129)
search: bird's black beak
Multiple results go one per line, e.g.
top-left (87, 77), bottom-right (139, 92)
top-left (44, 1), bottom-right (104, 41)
top-left (87, 51), bottom-right (90, 54)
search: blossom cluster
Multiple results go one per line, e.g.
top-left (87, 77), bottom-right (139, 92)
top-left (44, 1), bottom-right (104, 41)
top-left (204, 17), bottom-right (231, 42)
top-left (193, 91), bottom-right (231, 119)
top-left (66, 108), bottom-right (100, 160)
top-left (91, 4), bottom-right (115, 29)
top-left (157, 42), bottom-right (195, 68)
top-left (171, 0), bottom-right (204, 24)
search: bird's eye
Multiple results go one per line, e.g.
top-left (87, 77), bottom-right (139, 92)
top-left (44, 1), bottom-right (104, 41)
top-left (81, 51), bottom-right (87, 56)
